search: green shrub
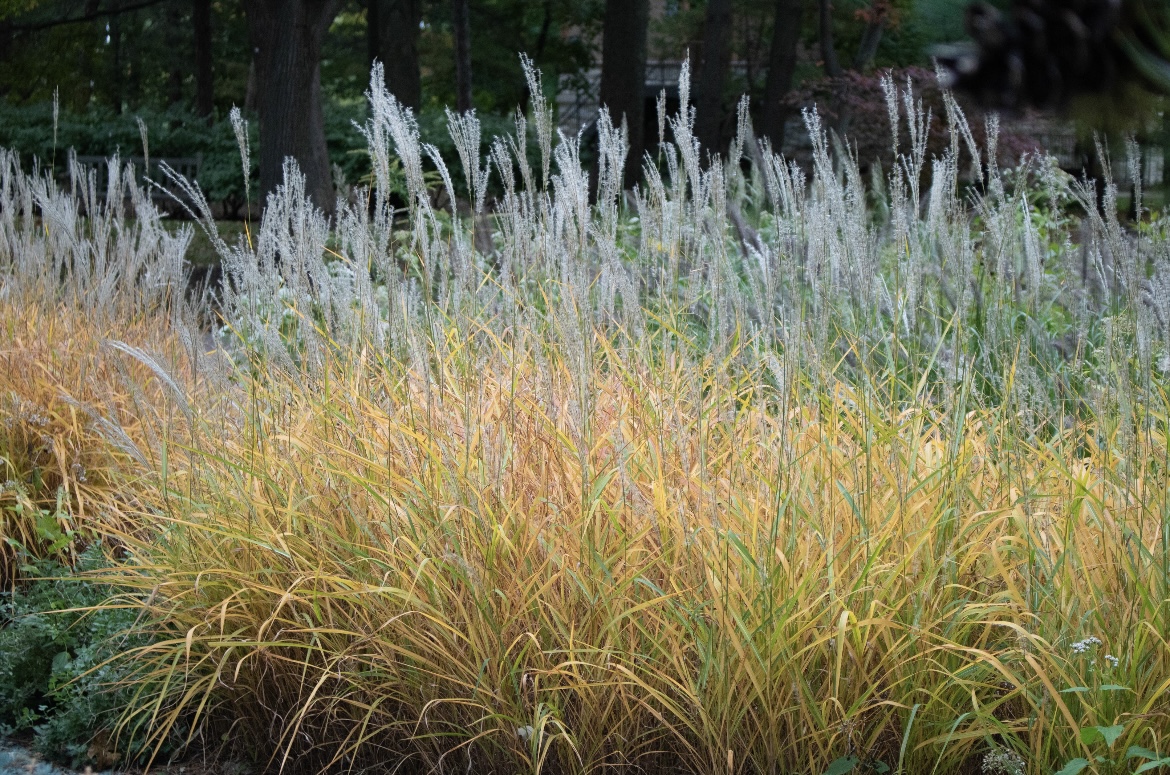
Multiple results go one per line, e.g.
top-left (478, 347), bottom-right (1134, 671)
top-left (0, 546), bottom-right (158, 769)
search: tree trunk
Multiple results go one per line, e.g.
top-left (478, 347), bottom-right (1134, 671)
top-left (126, 8), bottom-right (141, 107)
top-left (818, 0), bottom-right (841, 77)
top-left (851, 1), bottom-right (889, 72)
top-left (761, 0), bottom-right (805, 150)
top-left (109, 0), bottom-right (123, 113)
top-left (193, 0), bottom-right (214, 118)
top-left (1163, 110), bottom-right (1170, 196)
top-left (599, 0), bottom-right (649, 187)
top-left (534, 0), bottom-right (552, 58)
top-left (695, 0), bottom-right (732, 153)
top-left (165, 1), bottom-right (184, 106)
top-left (244, 55), bottom-right (258, 112)
top-left (852, 19), bottom-right (883, 71)
top-left (367, 0), bottom-right (379, 65)
top-left (244, 0), bottom-right (342, 215)
top-left (377, 0), bottom-right (423, 109)
top-left (452, 0), bottom-right (472, 112)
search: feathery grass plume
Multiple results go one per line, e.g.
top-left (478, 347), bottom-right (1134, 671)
top-left (228, 106), bottom-right (249, 183)
top-left (51, 86), bottom-right (59, 170)
top-left (657, 88), bottom-right (667, 152)
top-left (227, 105), bottom-right (251, 224)
top-left (446, 107), bottom-right (490, 215)
top-left (510, 106), bottom-right (535, 198)
top-left (520, 53), bottom-right (553, 190)
top-left (136, 116), bottom-right (149, 179)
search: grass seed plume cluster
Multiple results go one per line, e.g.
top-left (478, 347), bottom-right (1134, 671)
top-left (1, 60), bottom-right (1169, 775)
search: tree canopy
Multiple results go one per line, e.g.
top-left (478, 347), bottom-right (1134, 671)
top-left (2, 0), bottom-right (1166, 211)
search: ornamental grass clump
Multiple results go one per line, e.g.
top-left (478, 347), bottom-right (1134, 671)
top-left (107, 325), bottom-right (1170, 775)
top-left (0, 149), bottom-right (205, 579)
top-left (1, 59), bottom-right (1168, 773)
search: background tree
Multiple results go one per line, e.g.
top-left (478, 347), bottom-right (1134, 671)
top-left (5, 0), bottom-right (1158, 221)
top-left (694, 0), bottom-right (732, 152)
top-left (193, 0), bottom-right (213, 117)
top-left (761, 0), bottom-right (805, 148)
top-left (599, 0), bottom-right (649, 187)
top-left (818, 0), bottom-right (841, 76)
top-left (851, 0), bottom-right (890, 71)
top-left (107, 0), bottom-right (123, 112)
top-left (367, 0), bottom-right (422, 109)
top-left (415, 0), bottom-right (596, 113)
top-left (244, 0), bottom-right (343, 213)
top-left (452, 0), bottom-right (471, 112)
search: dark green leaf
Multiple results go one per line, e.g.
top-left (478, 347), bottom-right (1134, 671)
top-left (1053, 758), bottom-right (1090, 775)
top-left (823, 756), bottom-right (859, 775)
top-left (1095, 724), bottom-right (1125, 747)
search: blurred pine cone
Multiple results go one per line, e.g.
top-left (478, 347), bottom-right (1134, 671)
top-left (935, 0), bottom-right (1170, 108)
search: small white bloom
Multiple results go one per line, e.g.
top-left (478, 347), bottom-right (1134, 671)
top-left (982, 746), bottom-right (1026, 775)
top-left (1071, 636), bottom-right (1102, 654)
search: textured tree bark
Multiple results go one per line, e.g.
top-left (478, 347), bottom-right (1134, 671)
top-left (367, 0), bottom-right (379, 66)
top-left (377, 0), bottom-right (423, 109)
top-left (761, 0), bottom-right (805, 150)
top-left (452, 0), bottom-right (472, 112)
top-left (695, 0), bottom-right (732, 154)
top-left (165, 1), bottom-right (184, 106)
top-left (852, 19), bottom-right (884, 71)
top-left (818, 0), bottom-right (841, 77)
top-left (599, 0), bottom-right (649, 187)
top-left (126, 8), bottom-right (142, 106)
top-left (193, 0), bottom-right (214, 118)
top-left (244, 0), bottom-right (343, 215)
top-left (244, 56), bottom-right (258, 112)
top-left (108, 0), bottom-right (123, 113)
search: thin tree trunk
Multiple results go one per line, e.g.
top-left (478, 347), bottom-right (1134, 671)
top-left (534, 0), bottom-right (552, 58)
top-left (245, 0), bottom-right (342, 215)
top-left (0, 19), bottom-right (10, 64)
top-left (166, 1), bottom-right (184, 105)
top-left (109, 0), bottom-right (123, 112)
top-left (244, 56), bottom-right (258, 112)
top-left (599, 0), bottom-right (649, 187)
top-left (1163, 110), bottom-right (1170, 193)
top-left (695, 0), bottom-right (732, 153)
top-left (367, 0), bottom-right (380, 65)
top-left (452, 0), bottom-right (472, 112)
top-left (761, 0), bottom-right (804, 150)
top-left (379, 0), bottom-right (422, 108)
top-left (852, 1), bottom-right (888, 71)
top-left (818, 0), bottom-right (841, 77)
top-left (126, 8), bottom-right (141, 107)
top-left (852, 20), bottom-right (883, 70)
top-left (193, 0), bottom-right (214, 118)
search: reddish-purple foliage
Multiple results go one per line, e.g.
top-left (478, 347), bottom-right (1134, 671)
top-left (783, 66), bottom-right (1047, 173)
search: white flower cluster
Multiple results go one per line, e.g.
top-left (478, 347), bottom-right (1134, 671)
top-left (982, 746), bottom-right (1026, 775)
top-left (4, 396), bottom-right (49, 427)
top-left (1070, 636), bottom-right (1102, 654)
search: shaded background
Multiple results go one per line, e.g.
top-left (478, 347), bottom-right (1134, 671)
top-left (0, 0), bottom-right (1166, 223)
